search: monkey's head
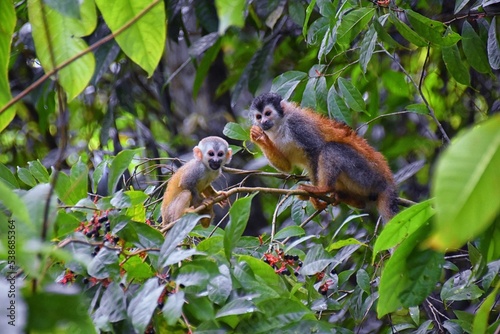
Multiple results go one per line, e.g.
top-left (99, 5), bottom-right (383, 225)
top-left (193, 136), bottom-right (232, 171)
top-left (250, 93), bottom-right (285, 132)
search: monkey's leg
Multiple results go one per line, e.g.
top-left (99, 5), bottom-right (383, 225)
top-left (162, 190), bottom-right (192, 230)
top-left (298, 184), bottom-right (337, 210)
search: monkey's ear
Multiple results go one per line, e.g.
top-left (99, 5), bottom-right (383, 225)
top-left (193, 146), bottom-right (203, 161)
top-left (226, 148), bottom-right (233, 164)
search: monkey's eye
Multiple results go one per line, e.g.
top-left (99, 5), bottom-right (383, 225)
top-left (217, 151), bottom-right (224, 157)
top-left (264, 110), bottom-right (271, 117)
top-left (208, 150), bottom-right (215, 157)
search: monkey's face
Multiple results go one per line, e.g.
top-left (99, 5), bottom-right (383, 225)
top-left (206, 149), bottom-right (226, 170)
top-left (252, 104), bottom-right (281, 131)
top-left (194, 136), bottom-right (233, 171)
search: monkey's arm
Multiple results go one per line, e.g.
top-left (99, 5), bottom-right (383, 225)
top-left (250, 126), bottom-right (292, 172)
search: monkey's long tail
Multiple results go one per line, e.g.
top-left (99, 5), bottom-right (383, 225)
top-left (378, 187), bottom-right (400, 223)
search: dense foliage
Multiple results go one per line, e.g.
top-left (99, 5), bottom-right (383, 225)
top-left (0, 0), bottom-right (499, 333)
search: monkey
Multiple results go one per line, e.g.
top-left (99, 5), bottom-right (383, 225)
top-left (249, 92), bottom-right (399, 222)
top-left (161, 136), bottom-right (232, 229)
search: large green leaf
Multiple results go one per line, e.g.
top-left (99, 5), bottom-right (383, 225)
top-left (462, 21), bottom-right (491, 74)
top-left (28, 0), bottom-right (96, 100)
top-left (389, 12), bottom-right (427, 47)
top-left (224, 195), bottom-right (255, 260)
top-left (127, 278), bottom-right (165, 334)
top-left (377, 223), bottom-right (442, 317)
top-left (406, 9), bottom-right (460, 46)
top-left (429, 115), bottom-right (500, 251)
top-left (0, 0), bottom-right (16, 131)
top-left (327, 86), bottom-right (351, 126)
top-left (107, 148), bottom-right (142, 193)
top-left (337, 77), bottom-right (366, 113)
top-left (336, 8), bottom-right (375, 48)
top-left (0, 163), bottom-right (19, 189)
top-left (95, 0), bottom-right (165, 76)
top-left (442, 43), bottom-right (471, 86)
top-left (373, 199), bottom-right (435, 262)
top-left (271, 71), bottom-right (307, 100)
top-left (26, 291), bottom-right (96, 333)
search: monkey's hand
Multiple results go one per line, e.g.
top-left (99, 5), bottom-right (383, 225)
top-left (250, 125), bottom-right (268, 144)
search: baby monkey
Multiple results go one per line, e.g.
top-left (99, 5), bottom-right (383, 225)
top-left (249, 93), bottom-right (398, 221)
top-left (161, 136), bottom-right (232, 229)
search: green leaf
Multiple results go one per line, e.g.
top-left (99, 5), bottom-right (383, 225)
top-left (274, 226), bottom-right (305, 240)
top-left (389, 12), bottom-right (427, 47)
top-left (373, 14), bottom-right (405, 49)
top-left (454, 0), bottom-right (474, 14)
top-left (398, 249), bottom-right (444, 307)
top-left (377, 223), bottom-right (439, 317)
top-left (224, 195), bottom-right (255, 259)
top-left (114, 220), bottom-right (164, 250)
top-left (327, 86), bottom-right (351, 126)
top-left (300, 244), bottom-right (333, 275)
top-left (70, 158), bottom-right (89, 202)
top-left (128, 278), bottom-right (165, 334)
top-left (175, 264), bottom-right (210, 288)
top-left (216, 297), bottom-right (257, 318)
top-left (359, 24), bottom-right (377, 73)
top-left (215, 0), bottom-right (245, 34)
top-left (271, 71), bottom-right (307, 100)
top-left (93, 282), bottom-right (127, 324)
top-left (54, 210), bottom-right (81, 238)
top-left (337, 77), bottom-right (366, 113)
top-left (28, 160), bottom-right (49, 183)
top-left (441, 270), bottom-right (484, 301)
top-left (158, 213), bottom-right (203, 267)
top-left (0, 0), bottom-right (16, 131)
top-left (462, 21), bottom-right (491, 74)
top-left (487, 17), bottom-right (500, 70)
top-left (95, 0), bottom-right (165, 77)
top-left (405, 103), bottom-right (428, 115)
top-left (223, 122), bottom-right (249, 141)
top-left (336, 8), bottom-right (375, 48)
top-left (54, 170), bottom-right (79, 205)
top-left (44, 0), bottom-right (81, 18)
top-left (162, 291), bottom-right (185, 326)
top-left (429, 116), bottom-right (500, 251)
top-left (107, 148), bottom-right (142, 193)
top-left (92, 158), bottom-right (107, 193)
top-left (356, 269), bottom-right (371, 294)
top-left (406, 9), bottom-right (461, 46)
top-left (301, 77), bottom-right (317, 109)
top-left (87, 247), bottom-right (120, 279)
top-left (472, 282), bottom-right (500, 334)
top-left (236, 298), bottom-right (315, 332)
top-left (28, 0), bottom-right (96, 100)
top-left (373, 200), bottom-right (435, 262)
top-left (442, 43), bottom-right (470, 86)
top-left (26, 291), bottom-right (95, 332)
top-left (302, 0), bottom-right (317, 38)
top-left (0, 180), bottom-right (30, 227)
top-left (0, 163), bottom-right (19, 189)
top-left (326, 238), bottom-right (366, 251)
top-left (23, 183), bottom-right (58, 239)
top-left (17, 166), bottom-right (37, 187)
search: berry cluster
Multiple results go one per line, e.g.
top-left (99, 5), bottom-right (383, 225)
top-left (75, 211), bottom-right (110, 239)
top-left (57, 269), bottom-right (76, 284)
top-left (263, 249), bottom-right (302, 276)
